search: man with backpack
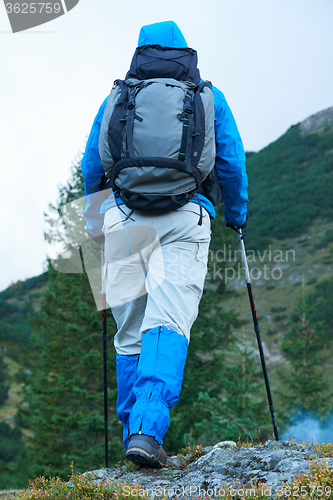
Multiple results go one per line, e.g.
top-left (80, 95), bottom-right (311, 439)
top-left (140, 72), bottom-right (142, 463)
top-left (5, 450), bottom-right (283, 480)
top-left (81, 20), bottom-right (248, 468)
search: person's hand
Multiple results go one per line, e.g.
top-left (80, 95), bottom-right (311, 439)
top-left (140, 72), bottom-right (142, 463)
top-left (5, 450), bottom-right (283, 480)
top-left (226, 213), bottom-right (248, 237)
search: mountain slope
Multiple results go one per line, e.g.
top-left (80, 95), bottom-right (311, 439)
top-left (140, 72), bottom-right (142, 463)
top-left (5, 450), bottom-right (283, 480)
top-left (220, 107), bottom-right (333, 416)
top-left (245, 107), bottom-right (333, 250)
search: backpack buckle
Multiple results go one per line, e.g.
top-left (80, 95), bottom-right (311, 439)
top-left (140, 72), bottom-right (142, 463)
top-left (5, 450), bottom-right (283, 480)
top-left (183, 91), bottom-right (193, 114)
top-left (127, 95), bottom-right (135, 110)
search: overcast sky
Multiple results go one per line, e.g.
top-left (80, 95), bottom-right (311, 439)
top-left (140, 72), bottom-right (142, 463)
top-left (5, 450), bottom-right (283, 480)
top-left (1, 0), bottom-right (333, 292)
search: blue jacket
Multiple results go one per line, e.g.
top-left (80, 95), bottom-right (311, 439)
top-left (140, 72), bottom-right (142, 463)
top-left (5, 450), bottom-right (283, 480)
top-left (81, 21), bottom-right (249, 237)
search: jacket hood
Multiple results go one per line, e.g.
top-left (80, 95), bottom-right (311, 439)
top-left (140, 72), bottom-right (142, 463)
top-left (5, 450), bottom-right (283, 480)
top-left (138, 21), bottom-right (187, 48)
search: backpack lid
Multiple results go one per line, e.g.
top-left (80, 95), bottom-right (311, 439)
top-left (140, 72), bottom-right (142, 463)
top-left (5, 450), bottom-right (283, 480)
top-left (125, 44), bottom-right (201, 84)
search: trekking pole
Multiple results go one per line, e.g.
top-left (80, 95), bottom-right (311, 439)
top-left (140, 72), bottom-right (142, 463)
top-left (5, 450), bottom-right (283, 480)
top-left (102, 291), bottom-right (109, 468)
top-left (237, 229), bottom-right (279, 441)
top-left (100, 241), bottom-right (109, 468)
top-left (80, 242), bottom-right (109, 465)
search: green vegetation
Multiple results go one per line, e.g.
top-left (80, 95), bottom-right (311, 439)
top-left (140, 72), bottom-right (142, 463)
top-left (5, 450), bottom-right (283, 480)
top-left (306, 275), bottom-right (333, 348)
top-left (22, 265), bottom-right (124, 479)
top-left (0, 422), bottom-right (28, 489)
top-left (4, 463), bottom-right (149, 500)
top-left (0, 274), bottom-right (47, 301)
top-left (0, 274), bottom-right (47, 360)
top-left (288, 460), bottom-right (333, 500)
top-left (16, 159), bottom-right (124, 478)
top-left (246, 126), bottom-right (333, 250)
top-left (314, 442), bottom-right (333, 458)
top-left (279, 280), bottom-right (333, 416)
top-left (192, 329), bottom-right (271, 444)
top-left (316, 228), bottom-right (333, 249)
top-left (173, 443), bottom-right (203, 466)
top-left (0, 353), bottom-right (9, 405)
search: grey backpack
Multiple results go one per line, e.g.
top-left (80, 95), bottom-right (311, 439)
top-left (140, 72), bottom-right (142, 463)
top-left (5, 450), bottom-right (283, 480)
top-left (98, 45), bottom-right (220, 216)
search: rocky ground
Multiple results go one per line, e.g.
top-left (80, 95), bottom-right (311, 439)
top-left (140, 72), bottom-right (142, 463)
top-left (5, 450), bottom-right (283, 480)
top-left (83, 440), bottom-right (333, 499)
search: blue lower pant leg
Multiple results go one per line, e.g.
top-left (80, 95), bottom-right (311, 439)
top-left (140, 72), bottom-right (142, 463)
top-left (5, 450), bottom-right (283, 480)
top-left (129, 326), bottom-right (188, 445)
top-left (116, 354), bottom-right (139, 450)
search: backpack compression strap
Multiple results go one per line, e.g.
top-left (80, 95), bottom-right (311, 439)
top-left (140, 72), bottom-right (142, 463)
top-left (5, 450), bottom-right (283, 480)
top-left (125, 85), bottom-right (144, 159)
top-left (178, 90), bottom-right (195, 176)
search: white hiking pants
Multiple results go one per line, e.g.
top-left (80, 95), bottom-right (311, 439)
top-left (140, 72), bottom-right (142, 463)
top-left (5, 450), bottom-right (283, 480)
top-left (102, 202), bottom-right (211, 355)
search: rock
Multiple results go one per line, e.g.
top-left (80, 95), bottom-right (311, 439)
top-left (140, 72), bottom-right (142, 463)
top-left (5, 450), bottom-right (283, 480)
top-left (299, 107), bottom-right (333, 135)
top-left (167, 455), bottom-right (187, 467)
top-left (212, 440), bottom-right (237, 449)
top-left (81, 440), bottom-right (333, 499)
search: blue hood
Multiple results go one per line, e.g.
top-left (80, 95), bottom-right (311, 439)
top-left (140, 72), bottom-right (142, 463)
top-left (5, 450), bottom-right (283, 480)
top-left (138, 21), bottom-right (187, 48)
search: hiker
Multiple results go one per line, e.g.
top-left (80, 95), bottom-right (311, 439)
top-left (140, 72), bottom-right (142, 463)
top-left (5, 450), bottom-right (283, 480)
top-left (81, 20), bottom-right (248, 468)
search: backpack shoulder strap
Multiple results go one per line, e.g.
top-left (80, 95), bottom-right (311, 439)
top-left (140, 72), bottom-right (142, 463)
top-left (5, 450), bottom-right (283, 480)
top-left (107, 80), bottom-right (129, 164)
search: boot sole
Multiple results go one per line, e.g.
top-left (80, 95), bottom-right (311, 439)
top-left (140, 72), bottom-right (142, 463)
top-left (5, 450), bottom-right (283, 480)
top-left (126, 447), bottom-right (165, 469)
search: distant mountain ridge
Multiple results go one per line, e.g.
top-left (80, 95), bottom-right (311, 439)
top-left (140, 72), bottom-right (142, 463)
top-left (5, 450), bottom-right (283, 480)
top-left (245, 106), bottom-right (333, 250)
top-left (299, 106), bottom-right (333, 135)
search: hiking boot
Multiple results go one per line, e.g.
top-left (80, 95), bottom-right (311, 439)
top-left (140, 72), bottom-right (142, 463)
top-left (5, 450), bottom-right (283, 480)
top-left (125, 434), bottom-right (167, 468)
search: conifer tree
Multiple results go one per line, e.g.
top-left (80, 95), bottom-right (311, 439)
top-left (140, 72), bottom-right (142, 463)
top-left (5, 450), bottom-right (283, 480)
top-left (0, 352), bottom-right (9, 405)
top-left (279, 281), bottom-right (332, 416)
top-left (0, 422), bottom-right (28, 489)
top-left (25, 266), bottom-right (123, 477)
top-left (190, 328), bottom-right (271, 444)
top-left (23, 158), bottom-right (124, 478)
